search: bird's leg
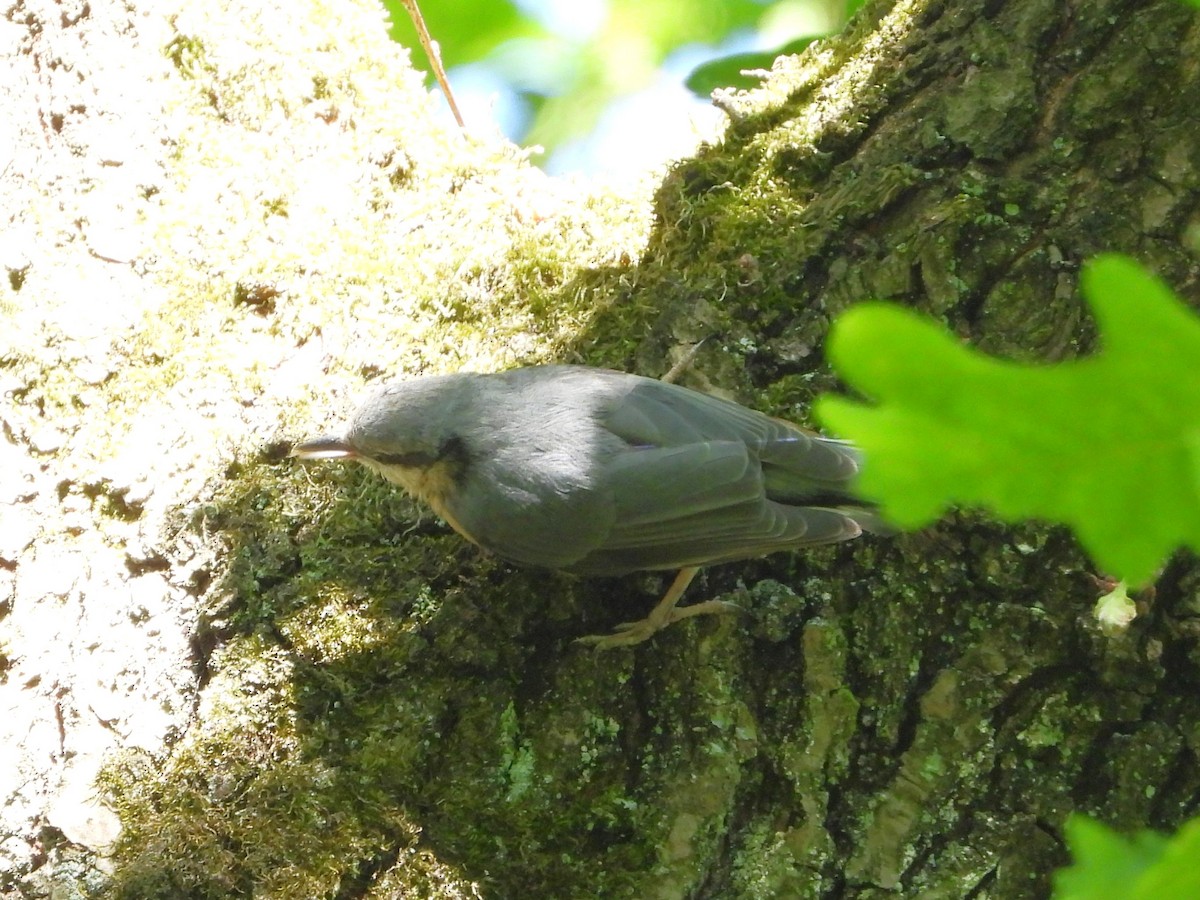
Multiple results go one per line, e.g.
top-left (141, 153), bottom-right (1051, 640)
top-left (575, 566), bottom-right (741, 648)
top-left (575, 341), bottom-right (730, 648)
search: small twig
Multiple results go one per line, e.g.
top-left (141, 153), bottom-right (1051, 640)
top-left (660, 338), bottom-right (709, 385)
top-left (398, 0), bottom-right (465, 128)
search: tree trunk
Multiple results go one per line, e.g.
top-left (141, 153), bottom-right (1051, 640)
top-left (2, 0), bottom-right (1197, 897)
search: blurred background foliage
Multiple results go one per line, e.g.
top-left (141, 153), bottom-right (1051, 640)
top-left (381, 0), bottom-right (863, 176)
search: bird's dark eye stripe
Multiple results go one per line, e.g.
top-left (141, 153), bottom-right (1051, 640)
top-left (371, 437), bottom-right (469, 470)
top-left (372, 450), bottom-right (440, 468)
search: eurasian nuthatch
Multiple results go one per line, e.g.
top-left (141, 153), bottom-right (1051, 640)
top-left (293, 365), bottom-right (876, 646)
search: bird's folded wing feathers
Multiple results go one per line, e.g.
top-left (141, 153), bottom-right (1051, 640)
top-left (569, 441), bottom-right (861, 575)
top-left (758, 435), bottom-right (862, 499)
top-left (607, 379), bottom-right (862, 494)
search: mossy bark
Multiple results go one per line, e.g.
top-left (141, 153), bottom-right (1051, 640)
top-left (3, 0), bottom-right (1198, 898)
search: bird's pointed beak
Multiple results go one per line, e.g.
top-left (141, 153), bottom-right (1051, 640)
top-left (290, 435), bottom-right (357, 459)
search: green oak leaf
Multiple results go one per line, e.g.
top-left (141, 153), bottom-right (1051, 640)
top-left (1131, 815), bottom-right (1200, 899)
top-left (1052, 814), bottom-right (1200, 900)
top-left (816, 254), bottom-right (1200, 585)
top-left (1053, 816), bottom-right (1168, 899)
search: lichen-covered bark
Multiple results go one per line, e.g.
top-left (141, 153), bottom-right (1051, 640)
top-left (3, 0), bottom-right (1198, 898)
top-left (579, 0), bottom-right (1200, 895)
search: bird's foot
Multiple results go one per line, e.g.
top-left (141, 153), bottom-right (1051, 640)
top-left (574, 599), bottom-right (742, 649)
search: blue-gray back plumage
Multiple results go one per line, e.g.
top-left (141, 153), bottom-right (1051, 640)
top-left (332, 365), bottom-right (873, 576)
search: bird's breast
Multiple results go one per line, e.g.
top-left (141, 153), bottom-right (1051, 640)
top-left (368, 458), bottom-right (480, 547)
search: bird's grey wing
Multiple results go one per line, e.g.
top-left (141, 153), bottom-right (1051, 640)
top-left (604, 377), bottom-right (863, 500)
top-left (566, 440), bottom-right (862, 576)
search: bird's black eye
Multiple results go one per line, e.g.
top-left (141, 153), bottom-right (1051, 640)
top-left (439, 435), bottom-right (469, 464)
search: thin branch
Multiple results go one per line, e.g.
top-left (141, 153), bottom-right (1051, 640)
top-left (398, 0), bottom-right (465, 128)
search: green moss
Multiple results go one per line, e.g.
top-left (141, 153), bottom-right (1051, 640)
top-left (164, 34), bottom-right (210, 79)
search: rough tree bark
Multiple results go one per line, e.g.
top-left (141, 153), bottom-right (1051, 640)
top-left (2, 0), bottom-right (1198, 897)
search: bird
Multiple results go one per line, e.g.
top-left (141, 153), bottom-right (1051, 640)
top-left (291, 364), bottom-right (878, 647)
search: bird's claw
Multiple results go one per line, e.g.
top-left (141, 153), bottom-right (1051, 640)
top-left (575, 600), bottom-right (742, 649)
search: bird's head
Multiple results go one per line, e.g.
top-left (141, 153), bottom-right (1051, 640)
top-left (291, 375), bottom-right (473, 495)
